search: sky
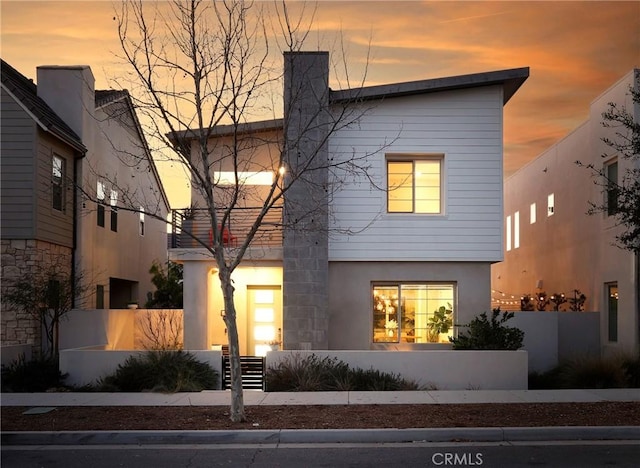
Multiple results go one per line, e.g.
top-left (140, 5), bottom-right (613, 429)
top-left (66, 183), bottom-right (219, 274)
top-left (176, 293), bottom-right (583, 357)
top-left (1, 1), bottom-right (639, 207)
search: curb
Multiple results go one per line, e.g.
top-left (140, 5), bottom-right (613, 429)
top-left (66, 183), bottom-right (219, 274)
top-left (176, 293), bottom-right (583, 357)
top-left (3, 426), bottom-right (640, 446)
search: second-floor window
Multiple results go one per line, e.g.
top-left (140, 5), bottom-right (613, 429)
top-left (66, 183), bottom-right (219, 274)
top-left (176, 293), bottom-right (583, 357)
top-left (387, 156), bottom-right (442, 214)
top-left (139, 207), bottom-right (145, 236)
top-left (52, 155), bottom-right (65, 212)
top-left (97, 180), bottom-right (106, 227)
top-left (110, 189), bottom-right (118, 232)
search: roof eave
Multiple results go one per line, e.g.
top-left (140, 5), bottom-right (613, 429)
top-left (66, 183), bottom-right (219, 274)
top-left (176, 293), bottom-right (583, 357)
top-left (168, 118), bottom-right (284, 143)
top-left (330, 67), bottom-right (530, 105)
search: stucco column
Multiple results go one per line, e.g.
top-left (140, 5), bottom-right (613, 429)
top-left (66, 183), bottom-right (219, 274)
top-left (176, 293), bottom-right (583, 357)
top-left (182, 261), bottom-right (212, 350)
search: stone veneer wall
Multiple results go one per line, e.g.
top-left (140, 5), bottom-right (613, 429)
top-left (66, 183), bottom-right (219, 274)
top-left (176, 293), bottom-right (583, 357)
top-left (1, 239), bottom-right (73, 354)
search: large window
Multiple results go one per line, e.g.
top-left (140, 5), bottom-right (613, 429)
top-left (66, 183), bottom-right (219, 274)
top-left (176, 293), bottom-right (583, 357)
top-left (387, 156), bottom-right (442, 214)
top-left (52, 155), bottom-right (65, 212)
top-left (606, 160), bottom-right (618, 216)
top-left (373, 283), bottom-right (455, 344)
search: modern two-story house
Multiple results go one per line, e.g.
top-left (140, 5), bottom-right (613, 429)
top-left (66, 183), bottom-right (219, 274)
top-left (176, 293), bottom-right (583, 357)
top-left (1, 59), bottom-right (170, 356)
top-left (491, 69), bottom-right (639, 355)
top-left (169, 52), bottom-right (529, 355)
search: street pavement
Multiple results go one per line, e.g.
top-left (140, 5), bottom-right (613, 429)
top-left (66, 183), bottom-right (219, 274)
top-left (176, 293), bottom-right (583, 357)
top-left (2, 388), bottom-right (640, 446)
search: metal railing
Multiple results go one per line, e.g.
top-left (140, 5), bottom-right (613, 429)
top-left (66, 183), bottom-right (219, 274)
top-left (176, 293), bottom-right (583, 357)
top-left (169, 206), bottom-right (283, 249)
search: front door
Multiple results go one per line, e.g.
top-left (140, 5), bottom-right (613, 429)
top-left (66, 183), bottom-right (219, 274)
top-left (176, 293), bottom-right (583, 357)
top-left (247, 286), bottom-right (282, 356)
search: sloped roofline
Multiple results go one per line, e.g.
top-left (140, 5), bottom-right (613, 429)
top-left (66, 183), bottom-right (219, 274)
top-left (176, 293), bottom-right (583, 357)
top-left (95, 89), bottom-right (172, 212)
top-left (0, 58), bottom-right (87, 154)
top-left (169, 67), bottom-right (529, 141)
top-left (330, 67), bottom-right (530, 105)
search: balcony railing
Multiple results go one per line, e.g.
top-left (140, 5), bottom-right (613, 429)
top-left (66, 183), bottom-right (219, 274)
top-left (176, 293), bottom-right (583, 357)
top-left (169, 207), bottom-right (283, 249)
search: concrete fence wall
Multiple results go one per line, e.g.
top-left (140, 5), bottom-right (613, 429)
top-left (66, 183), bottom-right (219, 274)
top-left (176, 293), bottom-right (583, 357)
top-left (59, 348), bottom-right (223, 388)
top-left (266, 350), bottom-right (528, 390)
top-left (509, 311), bottom-right (600, 372)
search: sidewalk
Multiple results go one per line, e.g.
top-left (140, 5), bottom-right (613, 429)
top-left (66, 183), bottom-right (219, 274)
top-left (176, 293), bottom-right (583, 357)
top-left (2, 388), bottom-right (640, 407)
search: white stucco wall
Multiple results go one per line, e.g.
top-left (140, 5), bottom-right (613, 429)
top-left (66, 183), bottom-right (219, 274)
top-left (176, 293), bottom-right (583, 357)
top-left (266, 350), bottom-right (528, 390)
top-left (60, 349), bottom-right (222, 387)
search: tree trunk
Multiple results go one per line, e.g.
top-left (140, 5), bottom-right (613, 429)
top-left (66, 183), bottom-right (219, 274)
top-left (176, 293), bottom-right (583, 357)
top-left (220, 267), bottom-right (245, 422)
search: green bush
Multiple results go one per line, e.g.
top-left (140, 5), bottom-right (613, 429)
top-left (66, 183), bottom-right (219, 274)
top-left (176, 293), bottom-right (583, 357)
top-left (1, 355), bottom-right (67, 392)
top-left (96, 351), bottom-right (218, 392)
top-left (450, 308), bottom-right (524, 350)
top-left (265, 354), bottom-right (419, 392)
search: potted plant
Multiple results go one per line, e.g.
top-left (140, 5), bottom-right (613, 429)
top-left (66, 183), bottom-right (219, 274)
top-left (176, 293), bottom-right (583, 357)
top-left (427, 303), bottom-right (453, 342)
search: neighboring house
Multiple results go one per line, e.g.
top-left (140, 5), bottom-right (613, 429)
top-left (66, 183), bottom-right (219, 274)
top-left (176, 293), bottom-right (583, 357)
top-left (1, 59), bottom-right (170, 355)
top-left (170, 52), bottom-right (529, 355)
top-left (491, 69), bottom-right (639, 355)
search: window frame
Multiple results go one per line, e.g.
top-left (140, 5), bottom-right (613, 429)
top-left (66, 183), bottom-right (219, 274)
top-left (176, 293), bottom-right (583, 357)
top-left (139, 207), bottom-right (145, 236)
top-left (109, 189), bottom-right (118, 232)
top-left (97, 180), bottom-right (106, 227)
top-left (52, 154), bottom-right (65, 212)
top-left (386, 154), bottom-right (444, 215)
top-left (372, 282), bottom-right (456, 344)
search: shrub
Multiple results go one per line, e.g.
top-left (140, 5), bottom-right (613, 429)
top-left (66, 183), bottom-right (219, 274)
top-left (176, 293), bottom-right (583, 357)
top-left (265, 353), bottom-right (419, 391)
top-left (96, 351), bottom-right (218, 392)
top-left (560, 355), bottom-right (628, 389)
top-left (450, 308), bottom-right (524, 350)
top-left (1, 355), bottom-right (67, 392)
top-left (529, 353), bottom-right (640, 389)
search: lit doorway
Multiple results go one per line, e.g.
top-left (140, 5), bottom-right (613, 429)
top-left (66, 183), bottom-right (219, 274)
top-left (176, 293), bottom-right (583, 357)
top-left (247, 286), bottom-right (282, 356)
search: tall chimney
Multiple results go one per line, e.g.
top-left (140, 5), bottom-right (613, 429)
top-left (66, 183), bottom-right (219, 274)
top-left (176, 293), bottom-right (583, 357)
top-left (282, 51), bottom-right (330, 350)
top-left (36, 65), bottom-right (95, 141)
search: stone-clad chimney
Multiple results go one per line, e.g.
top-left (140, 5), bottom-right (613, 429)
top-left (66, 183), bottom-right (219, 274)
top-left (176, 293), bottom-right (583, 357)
top-left (282, 51), bottom-right (330, 350)
top-left (36, 65), bottom-right (95, 141)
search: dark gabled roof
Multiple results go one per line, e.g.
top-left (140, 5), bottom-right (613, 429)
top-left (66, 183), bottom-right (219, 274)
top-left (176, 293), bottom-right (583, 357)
top-left (330, 67), bottom-right (530, 105)
top-left (0, 59), bottom-right (86, 154)
top-left (169, 118), bottom-right (284, 142)
top-left (95, 89), bottom-right (129, 108)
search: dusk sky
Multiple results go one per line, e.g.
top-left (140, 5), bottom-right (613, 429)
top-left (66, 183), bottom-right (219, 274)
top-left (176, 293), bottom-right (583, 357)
top-left (1, 1), bottom-right (638, 206)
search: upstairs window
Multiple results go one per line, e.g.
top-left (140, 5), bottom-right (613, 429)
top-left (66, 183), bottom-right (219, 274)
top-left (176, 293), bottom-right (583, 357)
top-left (97, 180), bottom-right (106, 227)
top-left (506, 215), bottom-right (512, 251)
top-left (530, 203), bottom-right (536, 224)
top-left (52, 155), bottom-right (65, 212)
top-left (606, 160), bottom-right (618, 216)
top-left (547, 193), bottom-right (555, 217)
top-left (514, 211), bottom-right (520, 249)
top-left (139, 207), bottom-right (145, 236)
top-left (387, 156), bottom-right (442, 214)
top-left (110, 189), bottom-right (118, 232)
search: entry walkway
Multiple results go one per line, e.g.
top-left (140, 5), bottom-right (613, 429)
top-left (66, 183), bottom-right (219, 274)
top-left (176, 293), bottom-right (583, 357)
top-left (2, 388), bottom-right (640, 407)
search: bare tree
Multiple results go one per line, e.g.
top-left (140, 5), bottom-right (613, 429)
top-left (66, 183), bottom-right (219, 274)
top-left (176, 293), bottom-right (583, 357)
top-left (111, 0), bottom-right (377, 422)
top-left (3, 262), bottom-right (91, 360)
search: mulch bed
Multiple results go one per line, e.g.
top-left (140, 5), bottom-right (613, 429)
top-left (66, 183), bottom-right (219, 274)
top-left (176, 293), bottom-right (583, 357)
top-left (2, 402), bottom-right (639, 431)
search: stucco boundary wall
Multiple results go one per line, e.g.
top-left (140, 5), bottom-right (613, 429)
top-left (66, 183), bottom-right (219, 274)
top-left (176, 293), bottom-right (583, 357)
top-left (266, 350), bottom-right (528, 390)
top-left (509, 311), bottom-right (600, 372)
top-left (59, 348), bottom-right (223, 388)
